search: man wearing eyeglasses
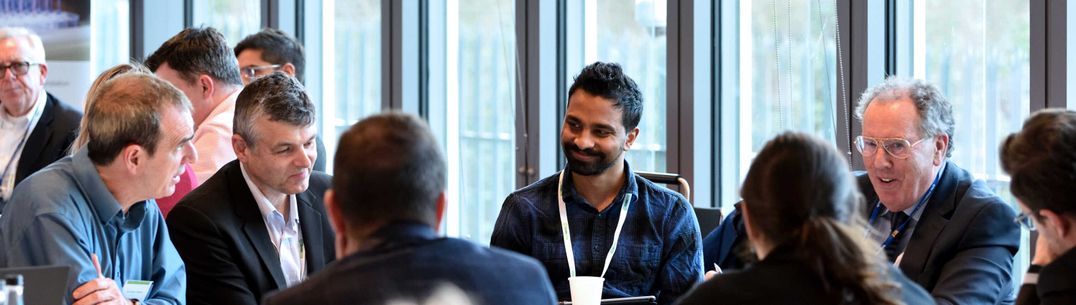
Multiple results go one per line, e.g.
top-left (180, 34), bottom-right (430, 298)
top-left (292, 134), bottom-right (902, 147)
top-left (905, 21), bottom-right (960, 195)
top-left (854, 77), bottom-right (1020, 305)
top-left (234, 28), bottom-right (326, 172)
top-left (1001, 109), bottom-right (1076, 305)
top-left (0, 27), bottom-right (81, 209)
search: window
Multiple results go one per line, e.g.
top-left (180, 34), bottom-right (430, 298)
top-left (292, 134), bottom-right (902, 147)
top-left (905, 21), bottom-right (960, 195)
top-left (567, 0), bottom-right (668, 172)
top-left (320, 0), bottom-right (381, 171)
top-left (717, 0), bottom-right (839, 206)
top-left (191, 0), bottom-right (261, 45)
top-left (431, 0), bottom-right (517, 243)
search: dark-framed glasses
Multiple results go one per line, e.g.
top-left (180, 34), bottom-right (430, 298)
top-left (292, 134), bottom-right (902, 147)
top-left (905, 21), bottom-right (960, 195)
top-left (1014, 211), bottom-right (1036, 231)
top-left (0, 61), bottom-right (39, 76)
top-left (854, 136), bottom-right (927, 159)
top-left (240, 64), bottom-right (282, 78)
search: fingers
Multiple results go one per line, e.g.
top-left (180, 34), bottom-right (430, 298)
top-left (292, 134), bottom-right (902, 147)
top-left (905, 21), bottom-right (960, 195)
top-left (704, 270), bottom-right (719, 281)
top-left (72, 278), bottom-right (121, 305)
top-left (92, 253), bottom-right (104, 278)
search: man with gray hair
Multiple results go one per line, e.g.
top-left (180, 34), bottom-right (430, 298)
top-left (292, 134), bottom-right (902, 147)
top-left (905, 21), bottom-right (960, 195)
top-left (854, 77), bottom-right (1020, 305)
top-left (0, 27), bottom-right (81, 207)
top-left (1, 72), bottom-right (190, 305)
top-left (146, 27), bottom-right (244, 185)
top-left (167, 72), bottom-right (334, 305)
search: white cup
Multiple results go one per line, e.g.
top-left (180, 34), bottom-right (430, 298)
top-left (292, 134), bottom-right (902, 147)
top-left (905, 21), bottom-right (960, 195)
top-left (568, 276), bottom-right (604, 305)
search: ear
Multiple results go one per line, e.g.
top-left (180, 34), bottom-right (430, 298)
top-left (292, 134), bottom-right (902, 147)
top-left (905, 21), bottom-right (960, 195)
top-left (198, 75), bottom-right (215, 101)
top-left (324, 190), bottom-right (348, 259)
top-left (121, 144), bottom-right (145, 174)
top-left (232, 134), bottom-right (250, 162)
top-left (1040, 209), bottom-right (1074, 240)
top-left (281, 63), bottom-right (297, 78)
top-left (36, 62), bottom-right (48, 83)
top-left (624, 127), bottom-right (640, 151)
top-left (433, 192), bottom-right (446, 233)
top-left (932, 133), bottom-right (949, 165)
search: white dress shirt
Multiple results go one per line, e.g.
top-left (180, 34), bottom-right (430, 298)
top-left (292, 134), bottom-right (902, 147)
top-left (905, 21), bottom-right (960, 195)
top-left (0, 92), bottom-right (46, 201)
top-left (240, 163), bottom-right (305, 287)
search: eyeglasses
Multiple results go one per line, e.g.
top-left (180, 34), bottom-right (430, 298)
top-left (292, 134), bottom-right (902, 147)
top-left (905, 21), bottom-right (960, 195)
top-left (239, 64), bottom-right (282, 78)
top-left (854, 136), bottom-right (927, 160)
top-left (0, 62), bottom-right (40, 76)
top-left (1014, 211), bottom-right (1037, 231)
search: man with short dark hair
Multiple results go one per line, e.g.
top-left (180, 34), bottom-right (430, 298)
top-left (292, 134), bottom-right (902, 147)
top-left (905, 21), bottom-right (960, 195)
top-left (491, 62), bottom-right (703, 305)
top-left (264, 112), bottom-right (557, 305)
top-left (147, 27), bottom-right (244, 184)
top-left (167, 73), bottom-right (334, 305)
top-left (0, 27), bottom-right (81, 207)
top-left (233, 28), bottom-right (325, 172)
top-left (1000, 109), bottom-right (1076, 305)
top-left (854, 77), bottom-right (1020, 305)
top-left (0, 73), bottom-right (191, 305)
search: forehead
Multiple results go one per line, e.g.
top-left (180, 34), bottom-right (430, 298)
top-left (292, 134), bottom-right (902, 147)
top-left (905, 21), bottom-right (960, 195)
top-left (237, 49), bottom-right (271, 66)
top-left (0, 37), bottom-right (38, 62)
top-left (566, 90), bottom-right (624, 128)
top-left (862, 97), bottom-right (922, 137)
top-left (159, 105), bottom-right (194, 142)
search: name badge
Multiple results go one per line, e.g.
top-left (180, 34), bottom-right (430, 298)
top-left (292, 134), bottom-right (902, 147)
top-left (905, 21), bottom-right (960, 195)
top-left (122, 280), bottom-right (153, 301)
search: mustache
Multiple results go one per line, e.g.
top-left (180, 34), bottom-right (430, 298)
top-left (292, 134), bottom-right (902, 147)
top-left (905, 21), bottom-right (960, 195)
top-left (564, 143), bottom-right (602, 157)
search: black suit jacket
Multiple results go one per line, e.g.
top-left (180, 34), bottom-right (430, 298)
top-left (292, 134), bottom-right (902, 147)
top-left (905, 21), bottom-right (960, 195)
top-left (1016, 248), bottom-right (1076, 305)
top-left (675, 244), bottom-right (934, 305)
top-left (858, 161), bottom-right (1021, 305)
top-left (14, 93), bottom-right (80, 185)
top-left (167, 160), bottom-right (335, 305)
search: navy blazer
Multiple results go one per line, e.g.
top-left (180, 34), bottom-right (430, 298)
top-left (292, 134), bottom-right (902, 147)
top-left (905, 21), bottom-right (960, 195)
top-left (264, 222), bottom-right (558, 305)
top-left (167, 160), bottom-right (335, 305)
top-left (858, 161), bottom-right (1021, 305)
top-left (14, 93), bottom-right (80, 185)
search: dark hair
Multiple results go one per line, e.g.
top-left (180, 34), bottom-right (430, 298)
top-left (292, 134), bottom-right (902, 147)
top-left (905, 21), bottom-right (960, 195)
top-left (741, 132), bottom-right (902, 305)
top-left (567, 62), bottom-right (643, 130)
top-left (1001, 109), bottom-right (1076, 216)
top-left (333, 112), bottom-right (446, 227)
top-left (86, 73), bottom-right (192, 165)
top-left (235, 28), bottom-right (305, 83)
top-left (145, 27), bottom-right (243, 87)
top-left (234, 72), bottom-right (315, 146)
top-left (855, 77), bottom-right (955, 157)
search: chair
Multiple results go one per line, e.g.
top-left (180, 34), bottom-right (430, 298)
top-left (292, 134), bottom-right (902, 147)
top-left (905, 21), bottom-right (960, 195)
top-left (635, 171), bottom-right (721, 235)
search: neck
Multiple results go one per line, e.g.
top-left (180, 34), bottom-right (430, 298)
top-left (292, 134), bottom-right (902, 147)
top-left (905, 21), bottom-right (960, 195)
top-left (751, 238), bottom-right (775, 260)
top-left (194, 85), bottom-right (239, 128)
top-left (96, 164), bottom-right (140, 213)
top-left (571, 160), bottom-right (626, 212)
top-left (338, 221), bottom-right (387, 258)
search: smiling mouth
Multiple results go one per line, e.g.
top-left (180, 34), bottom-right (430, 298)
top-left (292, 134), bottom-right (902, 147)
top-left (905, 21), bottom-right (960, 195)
top-left (880, 178), bottom-right (894, 183)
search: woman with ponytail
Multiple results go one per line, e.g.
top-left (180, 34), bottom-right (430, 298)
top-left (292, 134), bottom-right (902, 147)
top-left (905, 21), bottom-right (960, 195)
top-left (675, 132), bottom-right (931, 305)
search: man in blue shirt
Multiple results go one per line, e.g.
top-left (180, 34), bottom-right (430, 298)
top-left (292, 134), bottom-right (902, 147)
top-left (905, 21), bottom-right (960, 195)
top-left (0, 73), bottom-right (191, 305)
top-left (491, 62), bottom-right (703, 305)
top-left (264, 112), bottom-right (557, 305)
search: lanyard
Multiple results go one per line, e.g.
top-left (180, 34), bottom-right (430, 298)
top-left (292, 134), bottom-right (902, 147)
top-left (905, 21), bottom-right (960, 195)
top-left (557, 170), bottom-right (632, 278)
top-left (1, 104), bottom-right (42, 198)
top-left (868, 169), bottom-right (943, 251)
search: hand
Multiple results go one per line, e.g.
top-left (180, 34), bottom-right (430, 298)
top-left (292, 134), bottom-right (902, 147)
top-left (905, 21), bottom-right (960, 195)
top-left (704, 270), bottom-right (720, 281)
top-left (71, 278), bottom-right (132, 305)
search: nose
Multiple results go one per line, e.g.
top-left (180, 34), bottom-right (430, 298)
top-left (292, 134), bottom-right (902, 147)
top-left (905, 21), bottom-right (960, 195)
top-left (870, 147), bottom-right (893, 169)
top-left (184, 141), bottom-right (198, 165)
top-left (573, 131), bottom-right (595, 151)
top-left (295, 149), bottom-right (313, 169)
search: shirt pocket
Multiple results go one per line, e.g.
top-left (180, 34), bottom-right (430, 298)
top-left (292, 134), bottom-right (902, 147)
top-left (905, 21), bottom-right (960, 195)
top-left (609, 243), bottom-right (661, 288)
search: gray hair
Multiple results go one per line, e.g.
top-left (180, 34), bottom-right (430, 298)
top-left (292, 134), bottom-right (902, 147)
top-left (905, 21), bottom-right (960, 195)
top-left (233, 72), bottom-right (315, 146)
top-left (0, 27), bottom-right (45, 62)
top-left (854, 77), bottom-right (955, 157)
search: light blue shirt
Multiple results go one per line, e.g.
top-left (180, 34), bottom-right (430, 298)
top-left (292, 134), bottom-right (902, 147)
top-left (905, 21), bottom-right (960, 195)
top-left (0, 149), bottom-right (185, 305)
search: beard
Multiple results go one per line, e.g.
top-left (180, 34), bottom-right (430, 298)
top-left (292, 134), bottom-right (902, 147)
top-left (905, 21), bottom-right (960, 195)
top-left (563, 141), bottom-right (617, 176)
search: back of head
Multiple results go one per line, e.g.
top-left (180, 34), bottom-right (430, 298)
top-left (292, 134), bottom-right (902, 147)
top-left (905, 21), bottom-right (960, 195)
top-left (1001, 109), bottom-right (1076, 216)
top-left (234, 72), bottom-right (315, 145)
top-left (0, 27), bottom-right (45, 62)
top-left (235, 28), bottom-right (305, 82)
top-left (333, 112), bottom-right (446, 228)
top-left (741, 132), bottom-right (900, 305)
top-left (145, 27), bottom-right (243, 86)
top-left (85, 73), bottom-right (192, 165)
top-left (567, 62), bottom-right (643, 130)
top-left (855, 77), bottom-right (955, 157)
top-left (72, 63), bottom-right (153, 154)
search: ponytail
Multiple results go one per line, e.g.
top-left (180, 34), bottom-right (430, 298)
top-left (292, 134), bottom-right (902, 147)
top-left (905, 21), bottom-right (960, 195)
top-left (796, 218), bottom-right (903, 305)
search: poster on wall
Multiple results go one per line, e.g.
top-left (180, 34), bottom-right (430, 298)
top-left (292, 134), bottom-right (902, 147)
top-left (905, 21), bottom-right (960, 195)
top-left (1, 0), bottom-right (92, 109)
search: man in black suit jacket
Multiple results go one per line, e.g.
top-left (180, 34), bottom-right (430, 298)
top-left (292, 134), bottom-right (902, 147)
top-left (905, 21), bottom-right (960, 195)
top-left (264, 112), bottom-right (557, 305)
top-left (1000, 109), bottom-right (1076, 305)
top-left (0, 28), bottom-right (80, 207)
top-left (167, 73), bottom-right (334, 305)
top-left (855, 78), bottom-right (1020, 305)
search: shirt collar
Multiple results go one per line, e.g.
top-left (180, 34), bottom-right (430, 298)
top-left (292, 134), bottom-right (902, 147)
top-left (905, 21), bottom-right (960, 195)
top-left (72, 149), bottom-right (146, 231)
top-left (240, 162), bottom-right (299, 226)
top-left (562, 160), bottom-right (638, 212)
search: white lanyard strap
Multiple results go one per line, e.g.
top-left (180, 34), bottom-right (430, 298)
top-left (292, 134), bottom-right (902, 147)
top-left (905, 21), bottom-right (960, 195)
top-left (557, 170), bottom-right (633, 278)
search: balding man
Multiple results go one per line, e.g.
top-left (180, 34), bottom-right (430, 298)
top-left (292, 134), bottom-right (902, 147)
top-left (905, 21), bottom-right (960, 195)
top-left (0, 27), bottom-right (81, 208)
top-left (1, 73), bottom-right (191, 305)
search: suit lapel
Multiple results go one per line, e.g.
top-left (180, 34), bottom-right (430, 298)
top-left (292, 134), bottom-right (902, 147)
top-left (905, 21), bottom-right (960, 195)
top-left (16, 96), bottom-right (56, 181)
top-left (898, 162), bottom-right (959, 282)
top-left (229, 163), bottom-right (287, 289)
top-left (297, 191), bottom-right (327, 274)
